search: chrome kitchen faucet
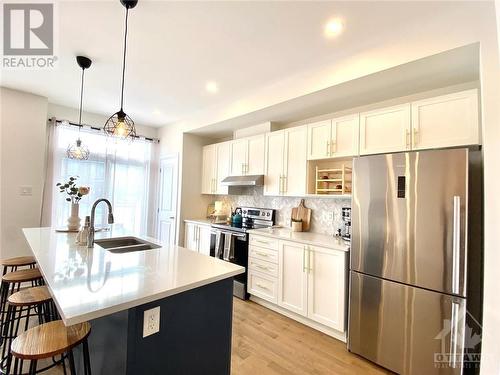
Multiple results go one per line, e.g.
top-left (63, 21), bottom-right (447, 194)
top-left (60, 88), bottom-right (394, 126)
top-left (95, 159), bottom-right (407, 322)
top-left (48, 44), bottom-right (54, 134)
top-left (88, 198), bottom-right (114, 248)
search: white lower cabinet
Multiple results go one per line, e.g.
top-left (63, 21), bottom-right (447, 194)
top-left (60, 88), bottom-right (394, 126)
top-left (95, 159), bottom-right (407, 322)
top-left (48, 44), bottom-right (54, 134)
top-left (307, 245), bottom-right (346, 332)
top-left (248, 235), bottom-right (347, 335)
top-left (277, 241), bottom-right (308, 316)
top-left (184, 222), bottom-right (211, 254)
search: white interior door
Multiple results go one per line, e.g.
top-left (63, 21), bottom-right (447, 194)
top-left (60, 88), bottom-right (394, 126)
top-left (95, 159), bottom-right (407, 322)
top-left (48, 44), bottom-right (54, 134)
top-left (156, 155), bottom-right (178, 245)
top-left (278, 240), bottom-right (308, 316)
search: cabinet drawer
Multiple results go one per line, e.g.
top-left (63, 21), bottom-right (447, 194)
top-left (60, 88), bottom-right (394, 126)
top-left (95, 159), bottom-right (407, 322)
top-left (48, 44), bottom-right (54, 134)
top-left (248, 271), bottom-right (278, 303)
top-left (249, 245), bottom-right (278, 264)
top-left (249, 235), bottom-right (279, 251)
top-left (248, 257), bottom-right (279, 278)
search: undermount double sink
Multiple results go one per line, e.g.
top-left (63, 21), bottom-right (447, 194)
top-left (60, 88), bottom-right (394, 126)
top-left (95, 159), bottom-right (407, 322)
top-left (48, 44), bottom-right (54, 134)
top-left (94, 236), bottom-right (161, 253)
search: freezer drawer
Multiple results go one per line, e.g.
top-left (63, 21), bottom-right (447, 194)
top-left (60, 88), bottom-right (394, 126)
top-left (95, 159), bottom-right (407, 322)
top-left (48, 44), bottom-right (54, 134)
top-left (348, 271), bottom-right (466, 375)
top-left (351, 149), bottom-right (468, 296)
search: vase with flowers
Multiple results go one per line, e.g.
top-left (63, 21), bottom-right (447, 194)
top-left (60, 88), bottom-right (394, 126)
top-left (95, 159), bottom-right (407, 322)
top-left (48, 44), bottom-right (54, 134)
top-left (56, 176), bottom-right (90, 231)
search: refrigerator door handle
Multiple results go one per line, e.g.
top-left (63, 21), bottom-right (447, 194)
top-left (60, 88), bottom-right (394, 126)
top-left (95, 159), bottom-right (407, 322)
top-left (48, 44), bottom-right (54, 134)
top-left (449, 300), bottom-right (463, 369)
top-left (452, 196), bottom-right (461, 295)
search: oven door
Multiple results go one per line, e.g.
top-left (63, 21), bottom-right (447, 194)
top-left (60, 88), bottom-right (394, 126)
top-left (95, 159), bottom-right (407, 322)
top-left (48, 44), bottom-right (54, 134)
top-left (210, 230), bottom-right (249, 299)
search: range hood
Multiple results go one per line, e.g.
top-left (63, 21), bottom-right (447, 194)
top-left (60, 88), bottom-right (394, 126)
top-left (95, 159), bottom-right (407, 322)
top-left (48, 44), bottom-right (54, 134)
top-left (221, 175), bottom-right (264, 186)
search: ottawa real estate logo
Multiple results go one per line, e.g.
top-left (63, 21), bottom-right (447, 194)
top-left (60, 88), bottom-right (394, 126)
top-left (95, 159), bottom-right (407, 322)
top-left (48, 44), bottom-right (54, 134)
top-left (2, 2), bottom-right (57, 69)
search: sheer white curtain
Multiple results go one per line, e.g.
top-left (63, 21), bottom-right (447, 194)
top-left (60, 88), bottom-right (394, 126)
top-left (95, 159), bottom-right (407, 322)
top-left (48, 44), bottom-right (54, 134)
top-left (46, 123), bottom-right (153, 234)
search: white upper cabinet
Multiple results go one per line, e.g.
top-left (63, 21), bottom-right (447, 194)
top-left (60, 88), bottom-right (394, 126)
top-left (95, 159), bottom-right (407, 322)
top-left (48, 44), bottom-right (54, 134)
top-left (246, 134), bottom-right (265, 175)
top-left (331, 114), bottom-right (359, 158)
top-left (215, 142), bottom-right (230, 194)
top-left (411, 89), bottom-right (479, 150)
top-left (307, 120), bottom-right (331, 160)
top-left (230, 138), bottom-right (248, 176)
top-left (308, 115), bottom-right (359, 160)
top-left (265, 126), bottom-right (307, 196)
top-left (201, 145), bottom-right (216, 194)
top-left (264, 131), bottom-right (285, 196)
top-left (360, 103), bottom-right (411, 155)
top-left (283, 125), bottom-right (308, 196)
top-left (307, 245), bottom-right (346, 332)
top-left (230, 134), bottom-right (265, 176)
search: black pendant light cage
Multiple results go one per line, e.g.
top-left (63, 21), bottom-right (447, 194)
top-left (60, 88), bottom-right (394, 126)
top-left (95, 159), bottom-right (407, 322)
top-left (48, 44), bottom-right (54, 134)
top-left (67, 55), bottom-right (92, 160)
top-left (104, 0), bottom-right (138, 140)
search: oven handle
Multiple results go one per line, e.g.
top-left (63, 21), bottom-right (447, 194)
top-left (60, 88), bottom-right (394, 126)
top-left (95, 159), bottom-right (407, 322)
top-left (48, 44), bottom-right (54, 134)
top-left (212, 230), bottom-right (247, 240)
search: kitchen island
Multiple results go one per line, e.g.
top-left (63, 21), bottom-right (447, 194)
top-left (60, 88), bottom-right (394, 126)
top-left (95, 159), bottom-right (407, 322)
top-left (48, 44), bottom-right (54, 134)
top-left (22, 227), bottom-right (244, 375)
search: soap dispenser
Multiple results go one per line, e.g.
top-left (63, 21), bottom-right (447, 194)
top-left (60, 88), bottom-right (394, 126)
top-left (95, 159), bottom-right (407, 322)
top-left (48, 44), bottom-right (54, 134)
top-left (76, 216), bottom-right (91, 245)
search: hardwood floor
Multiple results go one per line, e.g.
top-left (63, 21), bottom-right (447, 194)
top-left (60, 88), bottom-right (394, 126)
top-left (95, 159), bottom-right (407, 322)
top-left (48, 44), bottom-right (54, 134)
top-left (44, 298), bottom-right (389, 374)
top-left (232, 298), bottom-right (390, 375)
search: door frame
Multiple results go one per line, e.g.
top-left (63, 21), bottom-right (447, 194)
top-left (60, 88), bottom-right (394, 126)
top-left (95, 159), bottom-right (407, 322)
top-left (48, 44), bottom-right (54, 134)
top-left (156, 153), bottom-right (179, 245)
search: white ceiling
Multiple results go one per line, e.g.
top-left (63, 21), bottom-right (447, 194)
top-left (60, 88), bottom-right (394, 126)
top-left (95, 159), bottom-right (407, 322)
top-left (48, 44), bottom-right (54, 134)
top-left (0, 1), bottom-right (490, 128)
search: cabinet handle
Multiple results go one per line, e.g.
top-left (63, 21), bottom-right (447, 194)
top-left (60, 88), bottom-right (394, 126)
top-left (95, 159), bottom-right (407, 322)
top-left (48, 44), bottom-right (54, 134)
top-left (241, 163), bottom-right (245, 175)
top-left (308, 247), bottom-right (313, 273)
top-left (245, 163), bottom-right (248, 174)
top-left (256, 283), bottom-right (270, 290)
top-left (255, 240), bottom-right (270, 245)
top-left (405, 129), bottom-right (411, 149)
top-left (413, 128), bottom-right (419, 148)
top-left (326, 141), bottom-right (330, 156)
top-left (255, 264), bottom-right (271, 271)
top-left (331, 139), bottom-right (336, 155)
top-left (279, 175), bottom-right (283, 194)
top-left (255, 251), bottom-right (269, 257)
top-left (303, 247), bottom-right (307, 273)
top-left (282, 175), bottom-right (287, 194)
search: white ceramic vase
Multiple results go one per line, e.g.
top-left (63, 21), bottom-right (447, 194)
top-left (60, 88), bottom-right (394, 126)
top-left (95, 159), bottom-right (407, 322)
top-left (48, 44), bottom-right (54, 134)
top-left (67, 203), bottom-right (81, 231)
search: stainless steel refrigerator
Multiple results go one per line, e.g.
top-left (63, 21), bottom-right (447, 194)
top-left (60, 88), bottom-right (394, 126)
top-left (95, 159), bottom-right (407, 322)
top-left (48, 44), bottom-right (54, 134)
top-left (348, 148), bottom-right (482, 375)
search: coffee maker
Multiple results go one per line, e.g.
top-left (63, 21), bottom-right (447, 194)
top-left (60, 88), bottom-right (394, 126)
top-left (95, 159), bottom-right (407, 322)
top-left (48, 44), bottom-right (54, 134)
top-left (342, 207), bottom-right (351, 242)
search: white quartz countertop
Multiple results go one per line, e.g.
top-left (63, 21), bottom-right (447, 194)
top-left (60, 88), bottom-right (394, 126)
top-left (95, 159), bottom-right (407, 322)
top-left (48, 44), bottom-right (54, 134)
top-left (247, 227), bottom-right (350, 252)
top-left (183, 218), bottom-right (214, 226)
top-left (22, 228), bottom-right (244, 326)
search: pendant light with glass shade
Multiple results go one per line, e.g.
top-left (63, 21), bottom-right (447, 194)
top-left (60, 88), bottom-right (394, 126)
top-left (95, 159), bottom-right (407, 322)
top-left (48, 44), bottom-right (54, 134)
top-left (103, 0), bottom-right (138, 140)
top-left (67, 55), bottom-right (92, 160)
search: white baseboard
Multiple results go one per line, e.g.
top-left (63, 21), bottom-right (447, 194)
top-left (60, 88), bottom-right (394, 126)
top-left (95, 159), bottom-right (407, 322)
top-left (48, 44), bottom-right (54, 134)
top-left (249, 295), bottom-right (347, 343)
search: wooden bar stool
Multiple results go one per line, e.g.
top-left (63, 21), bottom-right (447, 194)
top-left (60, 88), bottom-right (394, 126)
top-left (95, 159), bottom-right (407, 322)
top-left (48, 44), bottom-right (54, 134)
top-left (1, 286), bottom-right (58, 370)
top-left (0, 257), bottom-right (36, 276)
top-left (8, 321), bottom-right (91, 375)
top-left (0, 269), bottom-right (44, 327)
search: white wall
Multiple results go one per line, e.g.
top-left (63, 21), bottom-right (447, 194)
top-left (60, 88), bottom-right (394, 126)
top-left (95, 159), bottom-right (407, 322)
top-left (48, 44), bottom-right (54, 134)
top-left (0, 87), bottom-right (48, 259)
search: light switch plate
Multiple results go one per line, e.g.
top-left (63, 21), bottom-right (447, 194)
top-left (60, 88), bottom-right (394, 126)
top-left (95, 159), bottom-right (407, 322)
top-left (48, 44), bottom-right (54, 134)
top-left (143, 306), bottom-right (160, 338)
top-left (19, 186), bottom-right (33, 196)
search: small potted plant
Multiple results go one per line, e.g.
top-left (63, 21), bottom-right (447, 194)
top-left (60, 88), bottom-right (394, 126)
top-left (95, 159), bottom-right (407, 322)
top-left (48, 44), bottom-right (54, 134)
top-left (56, 176), bottom-right (90, 230)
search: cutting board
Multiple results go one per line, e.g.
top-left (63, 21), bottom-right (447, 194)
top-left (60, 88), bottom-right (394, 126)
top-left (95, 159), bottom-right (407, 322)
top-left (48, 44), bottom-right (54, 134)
top-left (291, 199), bottom-right (311, 232)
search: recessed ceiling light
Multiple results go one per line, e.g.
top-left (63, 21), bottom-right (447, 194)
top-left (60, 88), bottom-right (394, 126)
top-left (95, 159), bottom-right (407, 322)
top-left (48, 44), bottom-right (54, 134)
top-left (206, 81), bottom-right (218, 94)
top-left (324, 19), bottom-right (344, 37)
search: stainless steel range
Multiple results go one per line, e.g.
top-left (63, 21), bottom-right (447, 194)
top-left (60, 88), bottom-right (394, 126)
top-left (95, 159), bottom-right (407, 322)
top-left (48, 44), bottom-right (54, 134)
top-left (210, 207), bottom-right (275, 299)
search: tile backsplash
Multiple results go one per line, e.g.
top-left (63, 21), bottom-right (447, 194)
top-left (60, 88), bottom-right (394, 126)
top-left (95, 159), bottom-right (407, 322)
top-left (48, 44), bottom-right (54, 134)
top-left (214, 187), bottom-right (351, 236)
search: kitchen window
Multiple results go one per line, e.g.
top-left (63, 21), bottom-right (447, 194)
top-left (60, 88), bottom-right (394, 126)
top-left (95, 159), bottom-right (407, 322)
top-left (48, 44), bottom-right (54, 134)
top-left (46, 123), bottom-right (155, 234)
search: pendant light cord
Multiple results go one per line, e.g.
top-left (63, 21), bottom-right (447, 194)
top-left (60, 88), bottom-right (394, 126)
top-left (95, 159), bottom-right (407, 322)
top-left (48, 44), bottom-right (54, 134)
top-left (120, 6), bottom-right (129, 110)
top-left (78, 67), bottom-right (85, 130)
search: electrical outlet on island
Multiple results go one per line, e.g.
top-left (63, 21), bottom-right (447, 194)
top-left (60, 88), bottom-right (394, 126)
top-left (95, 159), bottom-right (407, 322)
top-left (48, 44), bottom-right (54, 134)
top-left (143, 306), bottom-right (160, 337)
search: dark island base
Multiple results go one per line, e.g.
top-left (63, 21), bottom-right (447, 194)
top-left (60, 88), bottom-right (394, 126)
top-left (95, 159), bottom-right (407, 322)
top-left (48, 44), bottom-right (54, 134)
top-left (72, 278), bottom-right (234, 375)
